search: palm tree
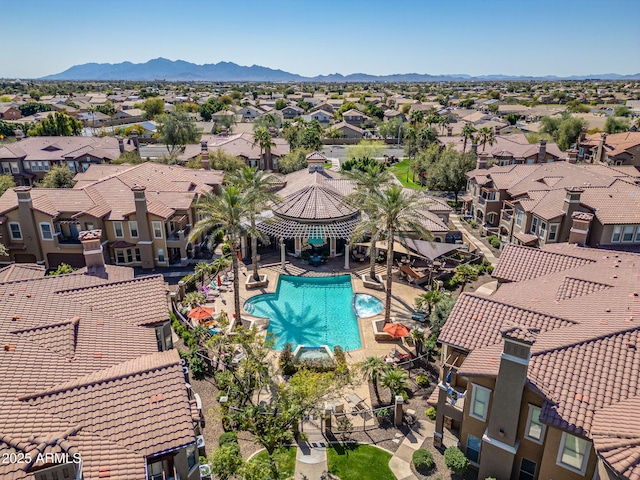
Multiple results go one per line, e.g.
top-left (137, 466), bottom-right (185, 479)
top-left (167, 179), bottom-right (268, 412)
top-left (380, 367), bottom-right (410, 399)
top-left (454, 264), bottom-right (479, 293)
top-left (410, 110), bottom-right (424, 127)
top-left (189, 186), bottom-right (247, 324)
top-left (228, 166), bottom-right (280, 282)
top-left (477, 126), bottom-right (495, 151)
top-left (253, 127), bottom-right (275, 170)
top-left (194, 261), bottom-right (210, 290)
top-left (344, 164), bottom-right (392, 282)
top-left (407, 328), bottom-right (426, 357)
top-left (461, 124), bottom-right (477, 152)
top-left (415, 289), bottom-right (445, 316)
top-left (360, 357), bottom-right (388, 403)
top-left (358, 184), bottom-right (432, 323)
top-left (438, 115), bottom-right (450, 135)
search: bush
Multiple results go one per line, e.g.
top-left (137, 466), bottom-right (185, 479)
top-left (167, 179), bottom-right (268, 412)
top-left (280, 343), bottom-right (297, 375)
top-left (442, 276), bottom-right (460, 291)
top-left (218, 431), bottom-right (238, 447)
top-left (221, 242), bottom-right (232, 255)
top-left (413, 449), bottom-right (435, 471)
top-left (469, 220), bottom-right (479, 229)
top-left (415, 375), bottom-right (430, 388)
top-left (487, 235), bottom-right (501, 249)
top-left (444, 446), bottom-right (469, 475)
top-left (425, 407), bottom-right (437, 420)
top-left (485, 264), bottom-right (494, 274)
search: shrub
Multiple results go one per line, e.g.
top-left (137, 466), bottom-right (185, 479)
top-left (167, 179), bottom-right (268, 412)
top-left (442, 276), bottom-right (460, 291)
top-left (485, 264), bottom-right (494, 274)
top-left (487, 235), bottom-right (501, 249)
top-left (469, 220), bottom-right (479, 229)
top-left (221, 242), bottom-right (232, 255)
top-left (415, 375), bottom-right (430, 388)
top-left (425, 407), bottom-right (437, 420)
top-left (187, 348), bottom-right (206, 379)
top-left (412, 449), bottom-right (435, 471)
top-left (218, 431), bottom-right (238, 447)
top-left (444, 446), bottom-right (469, 475)
top-left (279, 343), bottom-right (297, 375)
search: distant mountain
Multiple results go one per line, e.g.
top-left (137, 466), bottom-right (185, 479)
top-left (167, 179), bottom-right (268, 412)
top-left (40, 58), bottom-right (640, 82)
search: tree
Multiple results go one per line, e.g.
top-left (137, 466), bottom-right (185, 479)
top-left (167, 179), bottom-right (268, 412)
top-left (487, 103), bottom-right (499, 115)
top-left (47, 263), bottom-right (75, 276)
top-left (336, 101), bottom-right (358, 120)
top-left (407, 328), bottom-right (426, 357)
top-left (210, 149), bottom-right (246, 172)
top-left (430, 296), bottom-right (455, 337)
top-left (253, 127), bottom-right (275, 169)
top-left (358, 184), bottom-right (431, 323)
top-left (28, 89), bottom-right (41, 101)
top-left (38, 164), bottom-right (76, 188)
top-left (228, 166), bottom-right (280, 282)
top-left (142, 97), bottom-right (165, 119)
top-left (19, 102), bottom-right (51, 117)
top-left (410, 110), bottom-right (424, 127)
top-left (504, 113), bottom-right (521, 125)
top-left (426, 148), bottom-right (477, 203)
top-left (346, 140), bottom-right (385, 161)
top-left (360, 356), bottom-right (388, 403)
top-left (253, 113), bottom-right (280, 131)
top-left (380, 367), bottom-right (410, 399)
top-left (613, 106), bottom-right (631, 117)
top-left (458, 98), bottom-right (475, 108)
top-left (377, 118), bottom-right (402, 139)
top-left (604, 117), bottom-right (630, 134)
top-left (189, 185), bottom-right (247, 323)
top-left (274, 98), bottom-right (287, 110)
top-left (454, 264), bottom-right (478, 293)
top-left (278, 148), bottom-right (311, 174)
top-left (210, 442), bottom-right (243, 480)
top-left (157, 110), bottom-right (199, 160)
top-left (300, 120), bottom-right (323, 150)
top-left (28, 112), bottom-right (82, 136)
top-left (477, 126), bottom-right (495, 151)
top-left (461, 124), bottom-right (477, 152)
top-left (416, 289), bottom-right (445, 316)
top-left (556, 116), bottom-right (587, 150)
top-left (0, 174), bottom-right (16, 197)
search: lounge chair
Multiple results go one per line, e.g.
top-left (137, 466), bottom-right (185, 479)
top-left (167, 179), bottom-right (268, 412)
top-left (345, 393), bottom-right (366, 411)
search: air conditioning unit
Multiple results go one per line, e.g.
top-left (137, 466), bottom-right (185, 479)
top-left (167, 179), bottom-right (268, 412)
top-left (199, 464), bottom-right (212, 478)
top-left (196, 435), bottom-right (205, 449)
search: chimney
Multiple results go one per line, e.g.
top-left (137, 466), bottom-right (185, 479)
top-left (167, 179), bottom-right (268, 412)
top-left (567, 148), bottom-right (578, 164)
top-left (14, 129), bottom-right (24, 141)
top-left (537, 138), bottom-right (547, 163)
top-left (446, 125), bottom-right (453, 136)
top-left (596, 133), bottom-right (607, 163)
top-left (118, 137), bottom-right (124, 154)
top-left (131, 185), bottom-right (155, 270)
top-left (477, 324), bottom-right (538, 480)
top-left (579, 126), bottom-right (587, 143)
top-left (471, 142), bottom-right (478, 155)
top-left (79, 229), bottom-right (105, 273)
top-left (568, 211), bottom-right (593, 245)
top-left (200, 140), bottom-right (210, 170)
top-left (477, 151), bottom-right (489, 170)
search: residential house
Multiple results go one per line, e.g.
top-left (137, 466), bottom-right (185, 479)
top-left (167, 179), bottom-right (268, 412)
top-left (303, 109), bottom-right (332, 125)
top-left (0, 162), bottom-right (223, 269)
top-left (237, 104), bottom-right (265, 121)
top-left (311, 102), bottom-right (335, 114)
top-left (0, 136), bottom-right (137, 185)
top-left (433, 243), bottom-right (640, 480)
top-left (341, 109), bottom-right (370, 127)
top-left (0, 235), bottom-right (202, 480)
top-left (0, 104), bottom-right (21, 120)
top-left (463, 160), bottom-right (640, 250)
top-left (112, 108), bottom-right (144, 122)
top-left (383, 109), bottom-right (405, 122)
top-left (331, 121), bottom-right (365, 140)
top-left (202, 132), bottom-right (290, 171)
top-left (578, 131), bottom-right (640, 166)
top-left (280, 105), bottom-right (304, 120)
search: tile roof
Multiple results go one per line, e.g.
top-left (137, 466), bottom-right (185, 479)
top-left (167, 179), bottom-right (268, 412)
top-left (492, 243), bottom-right (596, 282)
top-left (591, 395), bottom-right (640, 480)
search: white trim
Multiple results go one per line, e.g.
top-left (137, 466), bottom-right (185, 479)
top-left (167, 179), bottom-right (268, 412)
top-left (83, 248), bottom-right (103, 255)
top-left (556, 431), bottom-right (591, 475)
top-left (8, 222), bottom-right (22, 240)
top-left (128, 220), bottom-right (139, 238)
top-left (469, 383), bottom-right (491, 422)
top-left (524, 404), bottom-right (546, 444)
top-left (17, 198), bottom-right (32, 203)
top-left (113, 221), bottom-right (124, 238)
top-left (138, 240), bottom-right (153, 245)
top-left (152, 221), bottom-right (163, 239)
top-left (134, 197), bottom-right (146, 202)
top-left (482, 432), bottom-right (519, 455)
top-left (570, 227), bottom-right (589, 234)
top-left (39, 222), bottom-right (54, 241)
top-left (500, 352), bottom-right (530, 366)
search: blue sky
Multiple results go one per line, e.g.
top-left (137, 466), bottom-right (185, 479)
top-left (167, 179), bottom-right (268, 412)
top-left (3, 0), bottom-right (639, 78)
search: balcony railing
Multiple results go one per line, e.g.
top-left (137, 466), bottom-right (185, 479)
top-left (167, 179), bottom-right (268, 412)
top-left (501, 210), bottom-right (513, 223)
top-left (478, 196), bottom-right (486, 206)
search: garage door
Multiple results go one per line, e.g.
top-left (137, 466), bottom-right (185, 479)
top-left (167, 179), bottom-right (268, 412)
top-left (14, 253), bottom-right (37, 263)
top-left (47, 253), bottom-right (86, 269)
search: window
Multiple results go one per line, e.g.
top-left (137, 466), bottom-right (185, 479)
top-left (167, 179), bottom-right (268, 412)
top-left (519, 458), bottom-right (536, 480)
top-left (557, 432), bottom-right (590, 474)
top-left (622, 225), bottom-right (635, 242)
top-left (531, 216), bottom-right (539, 235)
top-left (636, 227), bottom-right (640, 243)
top-left (1, 162), bottom-right (10, 173)
top-left (116, 250), bottom-right (125, 263)
top-left (39, 223), bottom-right (53, 240)
top-left (152, 221), bottom-right (163, 239)
top-left (466, 434), bottom-right (481, 464)
top-left (135, 248), bottom-right (141, 262)
top-left (525, 405), bottom-right (546, 443)
top-left (469, 384), bottom-right (491, 421)
top-left (539, 221), bottom-right (547, 239)
top-left (187, 444), bottom-right (198, 470)
top-left (548, 224), bottom-right (559, 242)
top-left (24, 161), bottom-right (30, 170)
top-left (157, 249), bottom-right (165, 263)
top-left (612, 225), bottom-right (622, 242)
top-left (127, 248), bottom-right (133, 263)
top-left (129, 221), bottom-right (138, 238)
top-left (86, 223), bottom-right (94, 231)
top-left (515, 209), bottom-right (524, 228)
top-left (9, 222), bottom-right (22, 240)
top-left (66, 161), bottom-right (76, 172)
top-left (10, 162), bottom-right (19, 173)
top-left (113, 221), bottom-right (124, 238)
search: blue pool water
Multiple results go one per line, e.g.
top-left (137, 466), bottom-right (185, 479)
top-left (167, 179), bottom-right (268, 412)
top-left (353, 293), bottom-right (384, 318)
top-left (244, 275), bottom-right (363, 351)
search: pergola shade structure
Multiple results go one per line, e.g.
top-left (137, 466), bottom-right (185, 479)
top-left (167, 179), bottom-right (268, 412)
top-left (257, 173), bottom-right (359, 256)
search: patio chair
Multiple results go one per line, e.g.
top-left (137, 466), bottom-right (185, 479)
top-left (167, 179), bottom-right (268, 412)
top-left (345, 393), bottom-right (366, 411)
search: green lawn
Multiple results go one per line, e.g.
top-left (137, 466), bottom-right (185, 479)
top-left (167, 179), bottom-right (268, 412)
top-left (327, 444), bottom-right (396, 480)
top-left (251, 447), bottom-right (296, 478)
top-left (389, 159), bottom-right (427, 190)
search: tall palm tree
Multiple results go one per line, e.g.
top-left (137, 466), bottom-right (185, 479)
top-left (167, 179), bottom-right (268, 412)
top-left (253, 127), bottom-right (275, 170)
top-left (415, 289), bottom-right (445, 316)
top-left (380, 367), bottom-right (410, 399)
top-left (344, 164), bottom-right (392, 282)
top-left (409, 110), bottom-right (424, 127)
top-left (438, 115), bottom-right (450, 135)
top-left (454, 264), bottom-right (479, 293)
top-left (189, 185), bottom-right (247, 324)
top-left (228, 166), bottom-right (280, 282)
top-left (461, 124), bottom-right (477, 152)
top-left (477, 126), bottom-right (495, 152)
top-left (360, 356), bottom-right (388, 403)
top-left (359, 184), bottom-right (432, 323)
top-left (407, 328), bottom-right (426, 357)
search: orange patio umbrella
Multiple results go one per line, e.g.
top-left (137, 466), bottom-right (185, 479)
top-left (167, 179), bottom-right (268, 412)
top-left (383, 322), bottom-right (411, 338)
top-left (188, 306), bottom-right (214, 320)
top-left (217, 275), bottom-right (222, 287)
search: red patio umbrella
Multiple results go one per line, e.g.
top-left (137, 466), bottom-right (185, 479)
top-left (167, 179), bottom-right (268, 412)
top-left (188, 306), bottom-right (214, 320)
top-left (217, 275), bottom-right (222, 287)
top-left (383, 322), bottom-right (411, 338)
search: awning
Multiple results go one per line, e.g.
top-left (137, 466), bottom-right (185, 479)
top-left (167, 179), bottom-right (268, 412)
top-left (513, 231), bottom-right (538, 245)
top-left (401, 238), bottom-right (460, 261)
top-left (108, 240), bottom-right (136, 249)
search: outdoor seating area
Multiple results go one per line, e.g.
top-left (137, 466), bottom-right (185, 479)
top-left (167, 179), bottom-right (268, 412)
top-left (345, 393), bottom-right (369, 413)
top-left (382, 348), bottom-right (413, 366)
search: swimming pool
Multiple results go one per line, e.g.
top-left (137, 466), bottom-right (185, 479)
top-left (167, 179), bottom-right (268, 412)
top-left (353, 293), bottom-right (384, 318)
top-left (244, 275), bottom-right (363, 351)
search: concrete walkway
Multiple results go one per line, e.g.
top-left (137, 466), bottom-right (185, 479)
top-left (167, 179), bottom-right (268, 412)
top-left (450, 214), bottom-right (499, 266)
top-left (388, 419), bottom-right (434, 480)
top-left (294, 419), bottom-right (328, 480)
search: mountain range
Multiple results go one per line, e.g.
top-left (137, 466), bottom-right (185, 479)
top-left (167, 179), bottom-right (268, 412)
top-left (40, 58), bottom-right (640, 82)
